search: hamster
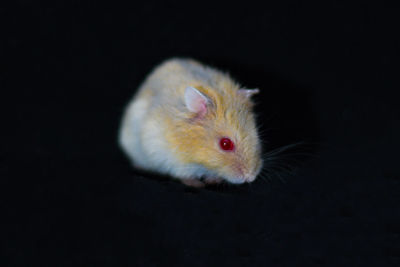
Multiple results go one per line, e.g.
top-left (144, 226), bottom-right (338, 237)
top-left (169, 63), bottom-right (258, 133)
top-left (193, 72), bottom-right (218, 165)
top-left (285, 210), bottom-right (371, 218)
top-left (119, 58), bottom-right (262, 187)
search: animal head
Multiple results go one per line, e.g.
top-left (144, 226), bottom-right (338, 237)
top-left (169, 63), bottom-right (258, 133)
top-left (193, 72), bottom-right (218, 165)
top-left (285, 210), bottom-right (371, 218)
top-left (166, 84), bottom-right (263, 184)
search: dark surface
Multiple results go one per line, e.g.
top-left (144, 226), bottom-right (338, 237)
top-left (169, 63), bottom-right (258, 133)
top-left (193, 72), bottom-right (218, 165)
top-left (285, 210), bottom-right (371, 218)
top-left (2, 3), bottom-right (399, 266)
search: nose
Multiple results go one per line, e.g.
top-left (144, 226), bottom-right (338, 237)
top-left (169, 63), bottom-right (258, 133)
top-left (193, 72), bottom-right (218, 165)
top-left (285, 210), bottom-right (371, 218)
top-left (234, 164), bottom-right (256, 183)
top-left (244, 174), bottom-right (256, 183)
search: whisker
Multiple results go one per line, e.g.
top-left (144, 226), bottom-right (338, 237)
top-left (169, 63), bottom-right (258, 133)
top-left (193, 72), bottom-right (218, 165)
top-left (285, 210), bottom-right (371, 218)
top-left (256, 141), bottom-right (318, 184)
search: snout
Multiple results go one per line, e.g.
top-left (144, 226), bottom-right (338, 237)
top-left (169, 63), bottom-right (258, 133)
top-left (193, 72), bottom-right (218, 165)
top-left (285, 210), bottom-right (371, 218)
top-left (238, 165), bottom-right (258, 183)
top-left (244, 174), bottom-right (257, 183)
top-left (225, 173), bottom-right (257, 184)
top-left (224, 161), bottom-right (261, 184)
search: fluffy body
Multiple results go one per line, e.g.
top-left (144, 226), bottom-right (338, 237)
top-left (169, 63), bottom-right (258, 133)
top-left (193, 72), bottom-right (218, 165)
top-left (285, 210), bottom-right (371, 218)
top-left (119, 58), bottom-right (262, 186)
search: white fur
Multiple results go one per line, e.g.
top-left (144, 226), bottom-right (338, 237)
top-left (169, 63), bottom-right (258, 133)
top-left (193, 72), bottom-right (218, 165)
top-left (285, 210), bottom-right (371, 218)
top-left (118, 62), bottom-right (213, 181)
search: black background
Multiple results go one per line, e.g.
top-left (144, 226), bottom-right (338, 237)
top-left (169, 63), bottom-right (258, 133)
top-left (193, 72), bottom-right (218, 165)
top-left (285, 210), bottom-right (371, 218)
top-left (2, 2), bottom-right (400, 266)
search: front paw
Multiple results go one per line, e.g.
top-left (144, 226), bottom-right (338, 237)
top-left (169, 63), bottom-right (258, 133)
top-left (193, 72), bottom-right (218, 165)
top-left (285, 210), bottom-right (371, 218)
top-left (204, 177), bottom-right (224, 185)
top-left (180, 178), bottom-right (205, 188)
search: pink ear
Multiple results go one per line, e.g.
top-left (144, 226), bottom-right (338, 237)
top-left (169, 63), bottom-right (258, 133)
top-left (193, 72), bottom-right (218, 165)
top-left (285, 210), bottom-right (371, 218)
top-left (238, 88), bottom-right (259, 98)
top-left (184, 86), bottom-right (208, 117)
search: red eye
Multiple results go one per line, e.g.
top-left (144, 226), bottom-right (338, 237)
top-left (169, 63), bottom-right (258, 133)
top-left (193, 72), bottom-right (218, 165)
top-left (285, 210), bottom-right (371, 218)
top-left (219, 137), bottom-right (235, 151)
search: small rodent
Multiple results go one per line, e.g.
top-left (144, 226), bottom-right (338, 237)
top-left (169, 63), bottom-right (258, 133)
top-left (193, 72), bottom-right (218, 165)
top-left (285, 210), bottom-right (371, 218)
top-left (119, 58), bottom-right (262, 187)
